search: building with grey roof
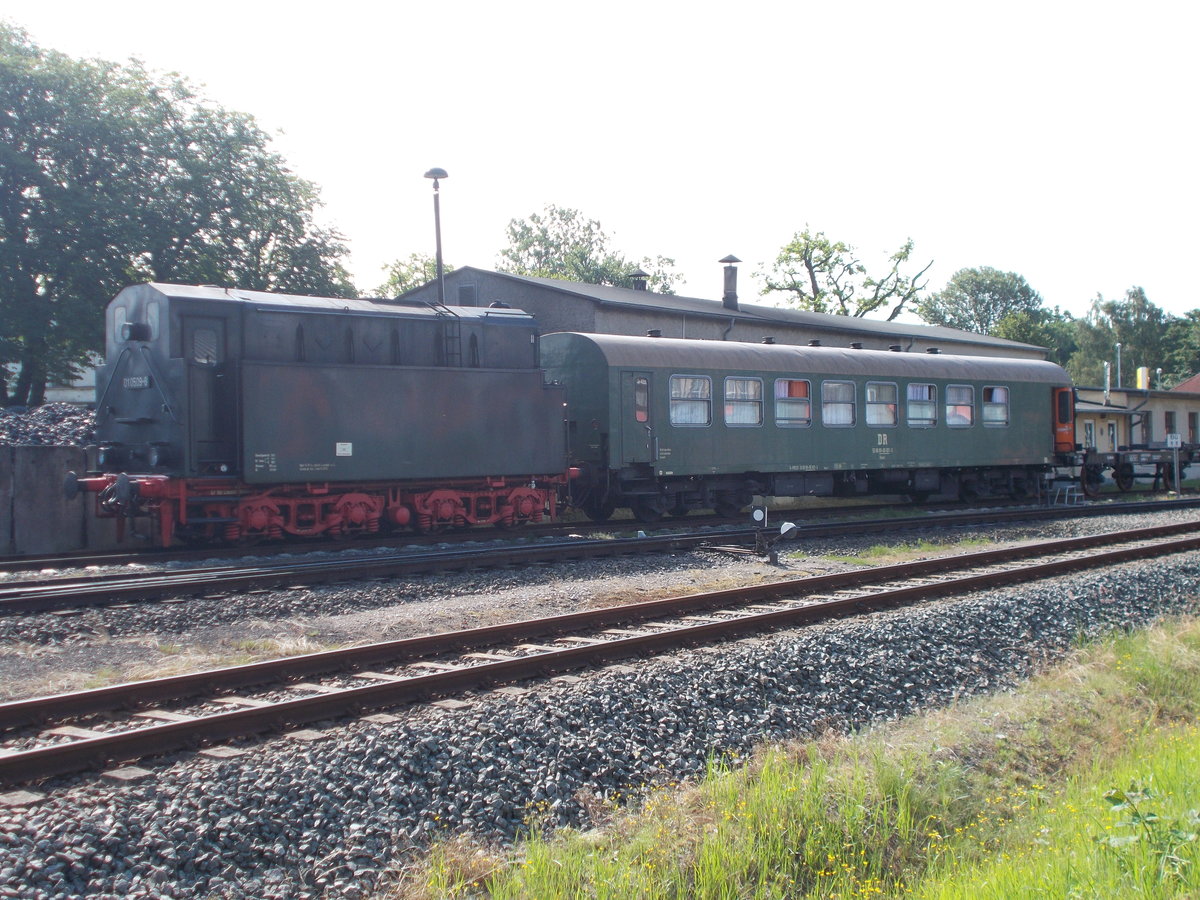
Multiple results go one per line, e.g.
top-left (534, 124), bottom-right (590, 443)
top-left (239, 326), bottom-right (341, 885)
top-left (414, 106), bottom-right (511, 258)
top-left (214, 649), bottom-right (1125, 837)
top-left (396, 263), bottom-right (1047, 360)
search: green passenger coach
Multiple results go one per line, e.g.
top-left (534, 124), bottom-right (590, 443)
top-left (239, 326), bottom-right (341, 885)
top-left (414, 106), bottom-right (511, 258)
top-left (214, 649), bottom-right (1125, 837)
top-left (541, 332), bottom-right (1075, 523)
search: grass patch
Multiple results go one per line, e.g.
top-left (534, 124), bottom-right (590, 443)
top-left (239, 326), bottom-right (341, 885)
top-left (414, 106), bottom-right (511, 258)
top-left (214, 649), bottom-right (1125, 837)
top-left (386, 615), bottom-right (1200, 899)
top-left (818, 537), bottom-right (993, 566)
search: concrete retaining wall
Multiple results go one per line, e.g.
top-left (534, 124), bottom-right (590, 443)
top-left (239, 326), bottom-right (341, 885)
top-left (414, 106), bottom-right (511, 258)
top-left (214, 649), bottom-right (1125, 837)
top-left (0, 446), bottom-right (124, 556)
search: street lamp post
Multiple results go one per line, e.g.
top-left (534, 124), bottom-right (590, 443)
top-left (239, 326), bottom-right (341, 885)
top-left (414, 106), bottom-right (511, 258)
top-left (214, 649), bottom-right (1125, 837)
top-left (1115, 342), bottom-right (1122, 389)
top-left (424, 167), bottom-right (448, 306)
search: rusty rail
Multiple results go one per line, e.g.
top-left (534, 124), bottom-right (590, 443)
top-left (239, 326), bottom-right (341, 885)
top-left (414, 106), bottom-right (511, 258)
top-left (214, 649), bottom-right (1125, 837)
top-left (2, 520), bottom-right (1199, 788)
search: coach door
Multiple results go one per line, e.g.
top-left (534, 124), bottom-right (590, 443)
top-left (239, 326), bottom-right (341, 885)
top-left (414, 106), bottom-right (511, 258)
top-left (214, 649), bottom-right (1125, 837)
top-left (183, 316), bottom-right (238, 475)
top-left (620, 371), bottom-right (655, 464)
top-left (1052, 387), bottom-right (1075, 454)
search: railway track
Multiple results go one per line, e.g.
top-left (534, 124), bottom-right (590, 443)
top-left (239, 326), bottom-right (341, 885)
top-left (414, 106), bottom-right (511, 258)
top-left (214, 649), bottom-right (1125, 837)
top-left (4, 497), bottom-right (1200, 616)
top-left (5, 494), bottom-right (1191, 575)
top-left (3, 519), bottom-right (1199, 790)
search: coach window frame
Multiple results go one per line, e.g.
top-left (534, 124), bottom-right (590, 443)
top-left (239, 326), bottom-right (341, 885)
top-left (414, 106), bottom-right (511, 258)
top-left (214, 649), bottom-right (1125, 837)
top-left (982, 385), bottom-right (1010, 427)
top-left (906, 382), bottom-right (937, 428)
top-left (821, 379), bottom-right (857, 427)
top-left (724, 376), bottom-right (764, 427)
top-left (945, 383), bottom-right (975, 428)
top-left (773, 378), bottom-right (812, 427)
top-left (633, 375), bottom-right (650, 423)
top-left (669, 374), bottom-right (712, 427)
top-left (865, 381), bottom-right (899, 427)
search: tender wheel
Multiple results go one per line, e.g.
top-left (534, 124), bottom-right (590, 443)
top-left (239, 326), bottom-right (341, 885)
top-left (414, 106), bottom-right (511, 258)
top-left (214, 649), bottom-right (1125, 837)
top-left (1114, 463), bottom-right (1135, 493)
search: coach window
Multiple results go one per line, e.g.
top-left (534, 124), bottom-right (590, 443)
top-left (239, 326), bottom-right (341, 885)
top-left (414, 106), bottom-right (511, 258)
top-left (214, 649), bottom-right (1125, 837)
top-left (146, 301), bottom-right (160, 340)
top-left (774, 379), bottom-right (811, 427)
top-left (294, 324), bottom-right (306, 362)
top-left (946, 384), bottom-right (974, 427)
top-left (822, 381), bottom-right (856, 427)
top-left (906, 383), bottom-right (937, 427)
top-left (983, 386), bottom-right (1009, 426)
top-left (724, 377), bottom-right (763, 426)
top-left (866, 382), bottom-right (898, 426)
top-left (634, 376), bottom-right (649, 423)
top-left (670, 375), bottom-right (711, 426)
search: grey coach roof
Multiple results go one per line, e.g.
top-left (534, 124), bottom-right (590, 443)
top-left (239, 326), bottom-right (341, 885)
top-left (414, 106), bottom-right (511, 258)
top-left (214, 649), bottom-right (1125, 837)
top-left (544, 333), bottom-right (1072, 385)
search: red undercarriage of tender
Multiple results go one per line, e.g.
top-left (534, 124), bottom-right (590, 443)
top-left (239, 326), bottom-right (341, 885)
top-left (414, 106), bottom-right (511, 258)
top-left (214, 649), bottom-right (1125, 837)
top-left (75, 474), bottom-right (570, 546)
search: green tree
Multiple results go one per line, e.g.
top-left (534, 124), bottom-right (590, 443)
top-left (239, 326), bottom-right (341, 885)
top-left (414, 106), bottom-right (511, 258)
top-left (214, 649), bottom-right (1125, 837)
top-left (1162, 311), bottom-right (1200, 386)
top-left (0, 24), bottom-right (353, 406)
top-left (990, 306), bottom-right (1077, 368)
top-left (760, 227), bottom-right (932, 321)
top-left (917, 266), bottom-right (1045, 334)
top-left (498, 205), bottom-right (678, 293)
top-left (373, 253), bottom-right (453, 297)
top-left (1068, 288), bottom-right (1171, 387)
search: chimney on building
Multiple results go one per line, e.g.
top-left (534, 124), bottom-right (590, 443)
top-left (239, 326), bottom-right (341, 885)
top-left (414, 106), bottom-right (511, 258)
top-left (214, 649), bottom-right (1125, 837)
top-left (630, 268), bottom-right (649, 291)
top-left (719, 255), bottom-right (740, 311)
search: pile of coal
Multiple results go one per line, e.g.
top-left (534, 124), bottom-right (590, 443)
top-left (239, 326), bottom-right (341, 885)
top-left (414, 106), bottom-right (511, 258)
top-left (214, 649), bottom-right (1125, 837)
top-left (0, 403), bottom-right (96, 447)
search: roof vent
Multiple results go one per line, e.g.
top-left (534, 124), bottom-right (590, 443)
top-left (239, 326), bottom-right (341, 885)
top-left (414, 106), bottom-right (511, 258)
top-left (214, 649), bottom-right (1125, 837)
top-left (926, 347), bottom-right (941, 354)
top-left (647, 329), bottom-right (663, 338)
top-left (630, 268), bottom-right (649, 291)
top-left (762, 336), bottom-right (776, 344)
top-left (889, 345), bottom-right (902, 352)
top-left (719, 255), bottom-right (740, 311)
top-left (850, 342), bottom-right (863, 350)
top-left (808, 339), bottom-right (822, 347)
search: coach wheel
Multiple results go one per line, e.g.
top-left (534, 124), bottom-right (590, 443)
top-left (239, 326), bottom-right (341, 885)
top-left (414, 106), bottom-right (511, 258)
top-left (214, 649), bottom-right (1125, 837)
top-left (1080, 465), bottom-right (1105, 499)
top-left (1114, 463), bottom-right (1136, 493)
top-left (713, 499), bottom-right (742, 518)
top-left (632, 498), bottom-right (664, 524)
top-left (668, 494), bottom-right (691, 517)
top-left (581, 495), bottom-right (616, 522)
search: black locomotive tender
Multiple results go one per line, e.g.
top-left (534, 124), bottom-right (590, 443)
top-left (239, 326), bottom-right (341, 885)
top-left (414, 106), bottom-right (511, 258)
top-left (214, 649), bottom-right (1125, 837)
top-left (72, 283), bottom-right (1083, 546)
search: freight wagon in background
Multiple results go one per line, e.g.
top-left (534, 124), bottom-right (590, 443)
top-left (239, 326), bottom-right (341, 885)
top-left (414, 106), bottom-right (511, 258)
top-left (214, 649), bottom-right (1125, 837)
top-left (1074, 380), bottom-right (1200, 494)
top-left (68, 283), bottom-right (568, 545)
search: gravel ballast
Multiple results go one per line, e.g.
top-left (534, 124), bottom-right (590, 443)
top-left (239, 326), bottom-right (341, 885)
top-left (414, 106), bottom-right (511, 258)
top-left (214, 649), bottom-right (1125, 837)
top-left (1, 512), bottom-right (1198, 898)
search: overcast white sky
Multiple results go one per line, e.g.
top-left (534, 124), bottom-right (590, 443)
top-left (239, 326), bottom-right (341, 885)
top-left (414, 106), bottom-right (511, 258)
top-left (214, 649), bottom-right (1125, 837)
top-left (6, 1), bottom-right (1199, 318)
